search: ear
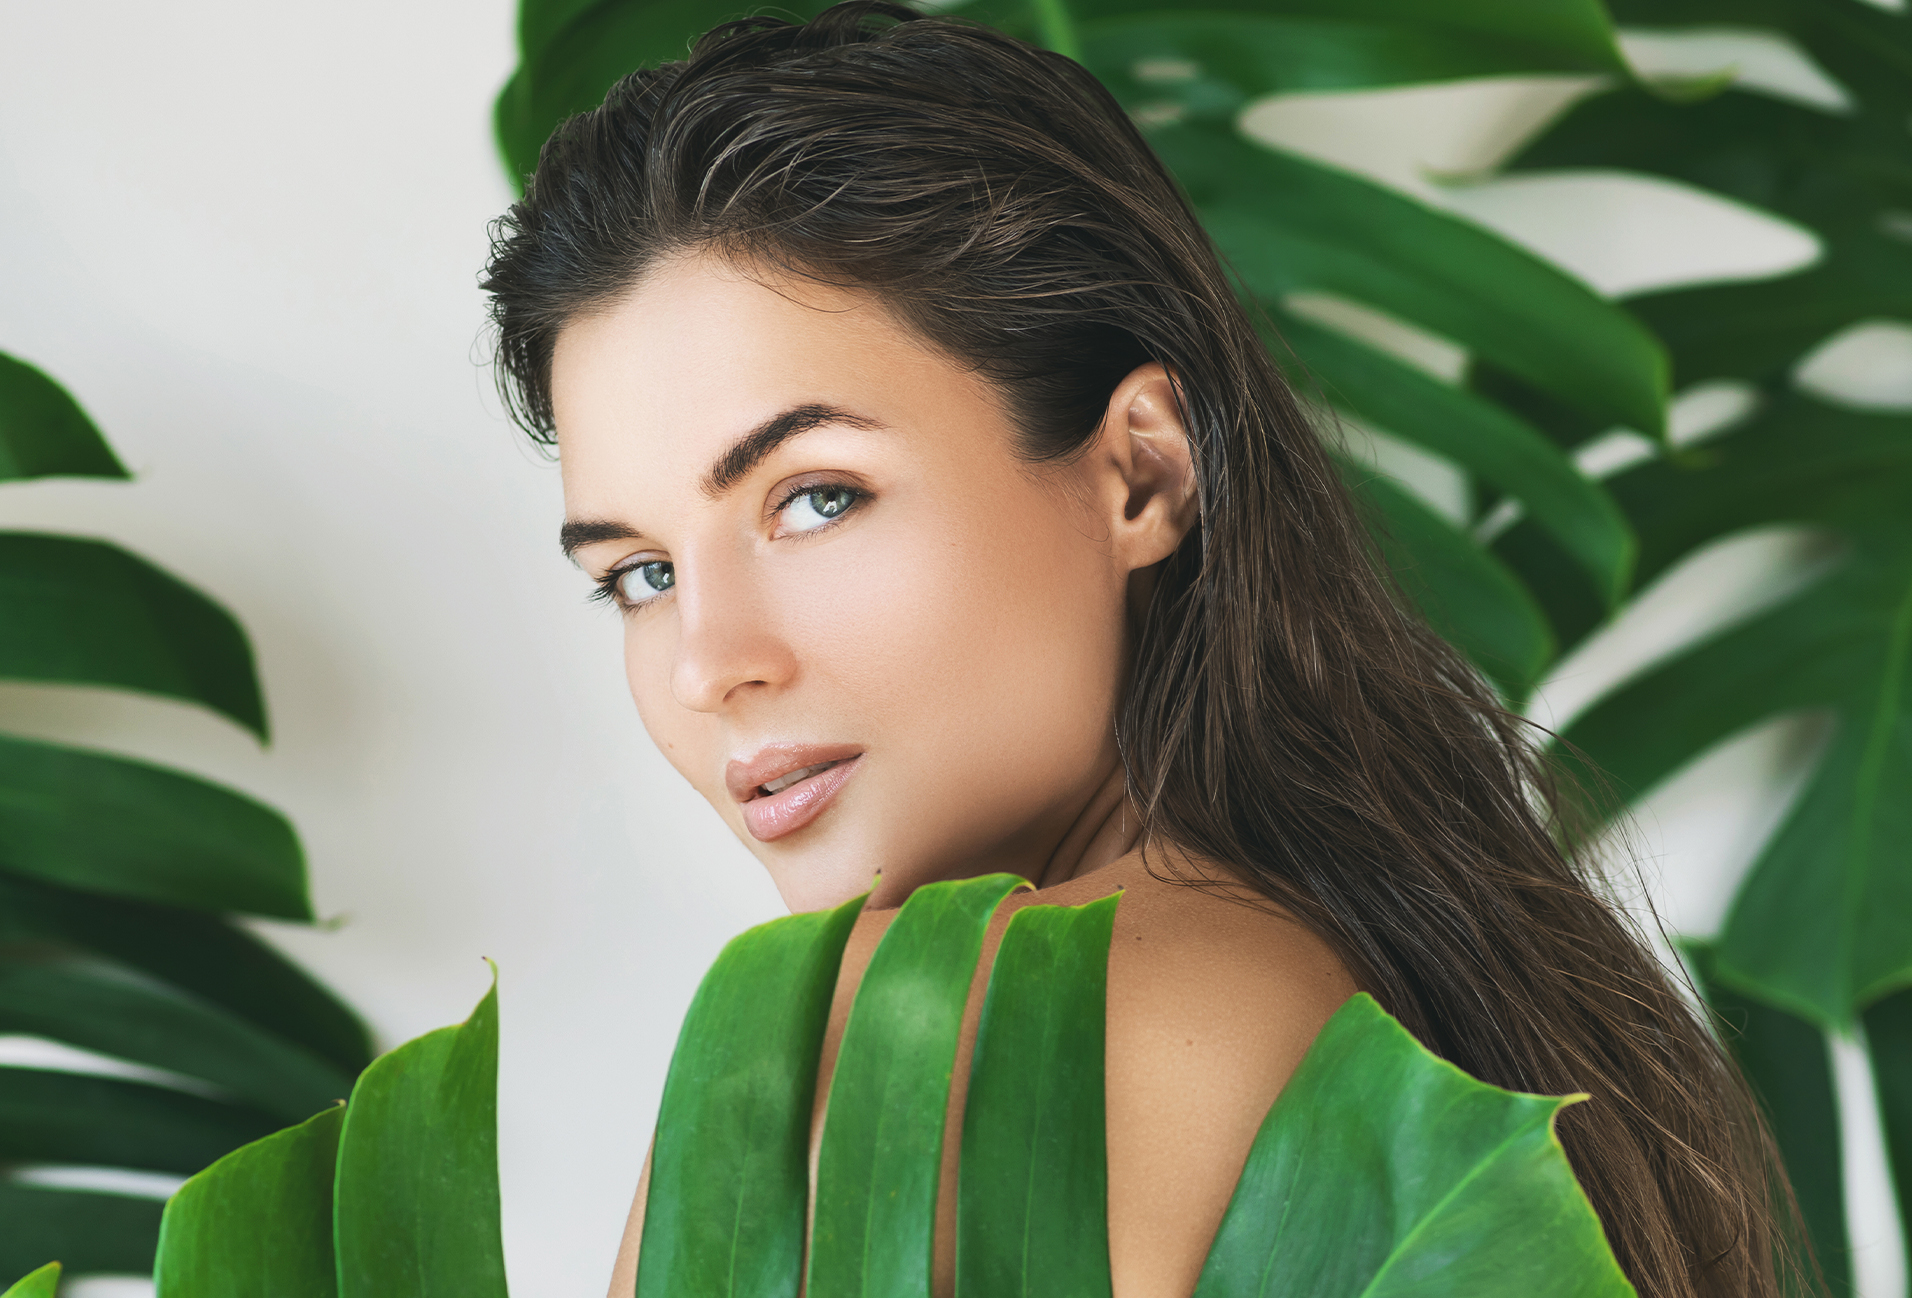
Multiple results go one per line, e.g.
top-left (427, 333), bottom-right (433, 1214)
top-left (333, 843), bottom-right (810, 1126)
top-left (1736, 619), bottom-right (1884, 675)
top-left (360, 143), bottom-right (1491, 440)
top-left (1088, 362), bottom-right (1198, 573)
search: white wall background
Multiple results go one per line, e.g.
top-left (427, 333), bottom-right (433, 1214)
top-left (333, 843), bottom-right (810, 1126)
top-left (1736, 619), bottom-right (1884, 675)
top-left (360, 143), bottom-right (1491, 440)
top-left (0, 4), bottom-right (1904, 1295)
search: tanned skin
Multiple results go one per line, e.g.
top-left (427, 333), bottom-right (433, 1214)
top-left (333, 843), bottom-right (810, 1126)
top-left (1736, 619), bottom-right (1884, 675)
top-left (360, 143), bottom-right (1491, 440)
top-left (552, 254), bottom-right (1356, 1298)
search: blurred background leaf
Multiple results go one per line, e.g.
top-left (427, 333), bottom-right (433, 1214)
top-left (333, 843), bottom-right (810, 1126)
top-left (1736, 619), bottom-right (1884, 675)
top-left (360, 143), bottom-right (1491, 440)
top-left (0, 356), bottom-right (127, 484)
top-left (1484, 1), bottom-right (1912, 1289)
top-left (0, 360), bottom-right (370, 1282)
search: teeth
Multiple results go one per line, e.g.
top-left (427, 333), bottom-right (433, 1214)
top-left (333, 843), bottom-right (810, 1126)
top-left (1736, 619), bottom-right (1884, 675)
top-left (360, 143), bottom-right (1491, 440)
top-left (761, 762), bottom-right (835, 796)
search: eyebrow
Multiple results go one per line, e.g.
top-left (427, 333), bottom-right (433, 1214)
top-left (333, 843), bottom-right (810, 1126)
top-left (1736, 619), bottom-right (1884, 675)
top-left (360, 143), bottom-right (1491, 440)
top-left (701, 402), bottom-right (881, 497)
top-left (558, 518), bottom-right (644, 559)
top-left (557, 402), bottom-right (882, 559)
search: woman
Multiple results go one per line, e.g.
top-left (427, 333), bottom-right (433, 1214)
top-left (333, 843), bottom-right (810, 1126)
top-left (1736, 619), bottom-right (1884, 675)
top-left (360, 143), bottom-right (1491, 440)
top-left (482, 6), bottom-right (1793, 1296)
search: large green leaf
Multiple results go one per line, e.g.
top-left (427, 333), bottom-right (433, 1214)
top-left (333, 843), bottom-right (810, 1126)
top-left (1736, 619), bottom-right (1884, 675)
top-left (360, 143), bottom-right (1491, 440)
top-left (809, 873), bottom-right (1024, 1298)
top-left (0, 354), bottom-right (128, 482)
top-left (0, 533), bottom-right (266, 737)
top-left (333, 975), bottom-right (506, 1298)
top-left (1347, 467), bottom-right (1554, 697)
top-left (638, 892), bottom-right (864, 1298)
top-left (0, 1185), bottom-right (162, 1281)
top-left (1569, 551), bottom-right (1912, 1024)
top-left (153, 1105), bottom-right (343, 1298)
top-left (0, 1067), bottom-right (280, 1174)
top-left (1153, 124), bottom-right (1669, 439)
top-left (0, 873), bottom-right (372, 1076)
top-left (1687, 942), bottom-right (1850, 1296)
top-left (0, 956), bottom-right (353, 1123)
top-left (1193, 993), bottom-right (1633, 1298)
top-left (1279, 309), bottom-right (1635, 604)
top-left (957, 895), bottom-right (1117, 1298)
top-left (0, 735), bottom-right (307, 919)
top-left (1559, 399), bottom-right (1912, 1024)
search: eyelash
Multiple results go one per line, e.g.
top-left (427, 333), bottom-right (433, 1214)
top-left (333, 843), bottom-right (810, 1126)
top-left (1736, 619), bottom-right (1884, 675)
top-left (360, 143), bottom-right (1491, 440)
top-left (770, 478), bottom-right (864, 526)
top-left (588, 480), bottom-right (867, 611)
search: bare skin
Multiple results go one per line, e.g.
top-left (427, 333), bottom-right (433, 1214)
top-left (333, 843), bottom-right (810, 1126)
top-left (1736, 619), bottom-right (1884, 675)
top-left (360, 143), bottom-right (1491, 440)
top-left (552, 253), bottom-right (1355, 1297)
top-left (607, 850), bottom-right (1353, 1298)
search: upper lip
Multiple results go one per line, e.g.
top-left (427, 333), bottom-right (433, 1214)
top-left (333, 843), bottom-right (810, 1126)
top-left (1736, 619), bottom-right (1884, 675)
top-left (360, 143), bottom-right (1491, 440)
top-left (726, 742), bottom-right (864, 803)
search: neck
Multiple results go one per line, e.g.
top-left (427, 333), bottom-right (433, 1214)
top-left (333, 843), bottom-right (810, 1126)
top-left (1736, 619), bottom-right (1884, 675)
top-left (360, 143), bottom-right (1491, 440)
top-left (1037, 761), bottom-right (1143, 890)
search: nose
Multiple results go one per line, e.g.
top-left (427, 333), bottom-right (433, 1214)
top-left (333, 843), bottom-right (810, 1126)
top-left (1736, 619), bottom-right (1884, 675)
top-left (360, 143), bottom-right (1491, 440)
top-left (667, 549), bottom-right (797, 713)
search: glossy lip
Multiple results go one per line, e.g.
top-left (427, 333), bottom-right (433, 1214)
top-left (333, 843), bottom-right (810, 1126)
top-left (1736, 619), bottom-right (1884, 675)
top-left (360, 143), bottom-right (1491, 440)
top-left (728, 743), bottom-right (864, 843)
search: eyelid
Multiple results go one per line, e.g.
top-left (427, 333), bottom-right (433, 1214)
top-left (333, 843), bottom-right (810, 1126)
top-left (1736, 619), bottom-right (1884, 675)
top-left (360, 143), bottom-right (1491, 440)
top-left (601, 548), bottom-right (665, 581)
top-left (590, 550), bottom-right (671, 611)
top-left (767, 475), bottom-right (869, 533)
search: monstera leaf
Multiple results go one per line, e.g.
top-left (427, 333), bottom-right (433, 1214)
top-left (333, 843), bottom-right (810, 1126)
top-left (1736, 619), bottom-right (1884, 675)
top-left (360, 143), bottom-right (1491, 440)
top-left (0, 358), bottom-right (369, 1280)
top-left (1554, 397), bottom-right (1911, 1295)
top-left (1075, 0), bottom-right (1624, 110)
top-left (0, 888), bottom-right (1629, 1296)
top-left (1560, 397), bottom-right (1912, 1026)
top-left (637, 894), bottom-right (865, 1297)
top-left (1686, 941), bottom-right (1851, 1295)
top-left (1488, 0), bottom-right (1912, 1284)
top-left (807, 875), bottom-right (1026, 1297)
top-left (637, 878), bottom-right (1632, 1298)
top-left (1194, 995), bottom-right (1631, 1298)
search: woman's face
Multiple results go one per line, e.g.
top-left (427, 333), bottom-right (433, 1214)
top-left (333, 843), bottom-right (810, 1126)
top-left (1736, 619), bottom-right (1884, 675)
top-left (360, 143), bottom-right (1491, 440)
top-left (552, 253), bottom-right (1190, 912)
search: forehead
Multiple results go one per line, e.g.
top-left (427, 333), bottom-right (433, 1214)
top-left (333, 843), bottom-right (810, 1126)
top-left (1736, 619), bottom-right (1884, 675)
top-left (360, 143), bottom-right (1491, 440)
top-left (549, 254), bottom-right (979, 493)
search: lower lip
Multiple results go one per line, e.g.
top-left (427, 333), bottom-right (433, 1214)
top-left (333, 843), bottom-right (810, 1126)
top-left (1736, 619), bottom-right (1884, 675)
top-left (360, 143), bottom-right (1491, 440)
top-left (740, 756), bottom-right (861, 842)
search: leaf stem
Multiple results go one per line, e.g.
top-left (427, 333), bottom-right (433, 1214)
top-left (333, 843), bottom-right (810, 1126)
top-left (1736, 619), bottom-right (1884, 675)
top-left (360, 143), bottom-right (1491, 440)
top-left (1029, 0), bottom-right (1082, 61)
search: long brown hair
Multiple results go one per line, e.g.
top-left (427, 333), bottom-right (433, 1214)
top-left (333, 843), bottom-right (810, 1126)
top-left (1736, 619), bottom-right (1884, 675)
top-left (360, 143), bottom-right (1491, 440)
top-left (482, 6), bottom-right (1798, 1293)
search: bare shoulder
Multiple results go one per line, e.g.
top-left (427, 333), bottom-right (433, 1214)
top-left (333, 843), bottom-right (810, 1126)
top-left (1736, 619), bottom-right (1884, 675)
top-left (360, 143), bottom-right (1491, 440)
top-left (1091, 850), bottom-right (1354, 1076)
top-left (1025, 849), bottom-right (1358, 1296)
top-left (615, 855), bottom-right (1355, 1298)
top-left (1020, 847), bottom-right (1356, 1089)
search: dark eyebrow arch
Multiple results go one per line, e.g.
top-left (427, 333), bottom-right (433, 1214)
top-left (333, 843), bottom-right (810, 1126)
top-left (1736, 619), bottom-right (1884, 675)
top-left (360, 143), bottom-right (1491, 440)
top-left (702, 402), bottom-right (882, 497)
top-left (558, 518), bottom-right (645, 560)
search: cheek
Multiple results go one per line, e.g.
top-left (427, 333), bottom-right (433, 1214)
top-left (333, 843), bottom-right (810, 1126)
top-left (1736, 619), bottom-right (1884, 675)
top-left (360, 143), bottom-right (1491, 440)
top-left (622, 624), bottom-right (710, 789)
top-left (800, 490), bottom-right (1127, 788)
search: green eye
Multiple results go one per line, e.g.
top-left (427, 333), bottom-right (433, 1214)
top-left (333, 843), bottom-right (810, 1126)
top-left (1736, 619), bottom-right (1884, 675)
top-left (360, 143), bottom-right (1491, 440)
top-left (785, 486), bottom-right (859, 532)
top-left (811, 487), bottom-right (853, 517)
top-left (617, 561), bottom-right (674, 602)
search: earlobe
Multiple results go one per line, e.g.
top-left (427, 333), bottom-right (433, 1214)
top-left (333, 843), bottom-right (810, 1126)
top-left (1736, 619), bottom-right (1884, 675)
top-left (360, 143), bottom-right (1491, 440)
top-left (1102, 363), bottom-right (1198, 571)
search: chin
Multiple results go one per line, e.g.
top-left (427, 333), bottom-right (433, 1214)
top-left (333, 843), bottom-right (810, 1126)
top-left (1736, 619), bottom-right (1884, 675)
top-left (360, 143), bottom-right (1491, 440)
top-left (765, 857), bottom-right (877, 915)
top-left (753, 828), bottom-right (885, 914)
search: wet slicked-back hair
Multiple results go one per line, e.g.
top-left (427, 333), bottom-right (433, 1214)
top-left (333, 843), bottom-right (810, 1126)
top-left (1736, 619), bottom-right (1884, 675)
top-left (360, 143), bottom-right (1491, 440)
top-left (484, 6), bottom-right (1798, 1294)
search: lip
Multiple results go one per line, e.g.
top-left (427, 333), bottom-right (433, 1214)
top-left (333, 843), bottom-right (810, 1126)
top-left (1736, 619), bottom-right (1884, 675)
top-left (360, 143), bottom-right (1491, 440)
top-left (727, 743), bottom-right (864, 843)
